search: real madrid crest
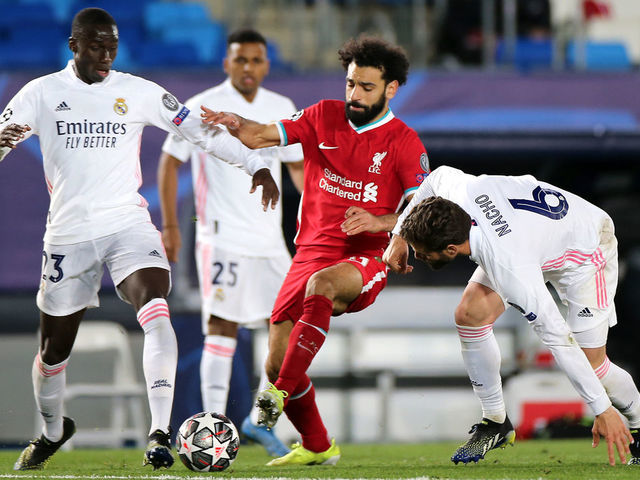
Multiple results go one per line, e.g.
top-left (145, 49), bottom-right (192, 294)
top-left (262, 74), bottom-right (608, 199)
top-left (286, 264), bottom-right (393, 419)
top-left (113, 98), bottom-right (128, 115)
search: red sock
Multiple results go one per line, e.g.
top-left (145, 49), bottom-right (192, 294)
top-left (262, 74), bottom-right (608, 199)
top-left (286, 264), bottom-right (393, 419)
top-left (275, 294), bottom-right (332, 396)
top-left (284, 375), bottom-right (331, 452)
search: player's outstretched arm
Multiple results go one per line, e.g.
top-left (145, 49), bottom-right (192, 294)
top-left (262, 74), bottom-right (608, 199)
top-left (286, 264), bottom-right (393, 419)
top-left (251, 167), bottom-right (280, 211)
top-left (200, 106), bottom-right (280, 149)
top-left (0, 124), bottom-right (31, 161)
top-left (383, 235), bottom-right (413, 274)
top-left (592, 406), bottom-right (633, 466)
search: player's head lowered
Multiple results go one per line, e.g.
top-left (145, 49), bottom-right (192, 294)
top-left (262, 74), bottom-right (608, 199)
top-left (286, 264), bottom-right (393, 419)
top-left (338, 36), bottom-right (409, 127)
top-left (400, 197), bottom-right (472, 270)
top-left (224, 28), bottom-right (270, 101)
top-left (69, 8), bottom-right (118, 85)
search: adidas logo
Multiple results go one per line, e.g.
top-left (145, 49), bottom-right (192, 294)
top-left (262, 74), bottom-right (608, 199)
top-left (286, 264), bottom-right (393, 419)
top-left (55, 101), bottom-right (71, 112)
top-left (577, 307), bottom-right (593, 318)
top-left (148, 250), bottom-right (162, 258)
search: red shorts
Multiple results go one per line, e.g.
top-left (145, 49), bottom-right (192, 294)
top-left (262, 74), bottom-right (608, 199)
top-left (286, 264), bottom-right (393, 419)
top-left (271, 252), bottom-right (388, 324)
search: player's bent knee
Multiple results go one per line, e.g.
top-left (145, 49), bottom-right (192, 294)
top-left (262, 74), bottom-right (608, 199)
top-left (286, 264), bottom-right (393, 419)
top-left (305, 271), bottom-right (337, 299)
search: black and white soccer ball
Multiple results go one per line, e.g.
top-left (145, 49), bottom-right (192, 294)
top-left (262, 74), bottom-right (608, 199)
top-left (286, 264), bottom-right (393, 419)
top-left (175, 412), bottom-right (240, 472)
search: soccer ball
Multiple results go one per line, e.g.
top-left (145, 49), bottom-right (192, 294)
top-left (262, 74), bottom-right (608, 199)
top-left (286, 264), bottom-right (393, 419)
top-left (175, 412), bottom-right (240, 472)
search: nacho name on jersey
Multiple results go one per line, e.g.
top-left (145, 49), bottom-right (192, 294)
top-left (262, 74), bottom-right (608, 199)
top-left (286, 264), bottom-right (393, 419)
top-left (56, 118), bottom-right (127, 149)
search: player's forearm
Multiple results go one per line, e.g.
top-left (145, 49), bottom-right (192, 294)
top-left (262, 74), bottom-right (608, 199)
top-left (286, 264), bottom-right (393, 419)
top-left (234, 117), bottom-right (280, 149)
top-left (543, 342), bottom-right (612, 415)
top-left (378, 213), bottom-right (401, 232)
top-left (157, 153), bottom-right (181, 228)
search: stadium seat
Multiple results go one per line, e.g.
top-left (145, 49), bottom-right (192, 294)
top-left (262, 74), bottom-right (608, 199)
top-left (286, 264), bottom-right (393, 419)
top-left (161, 22), bottom-right (226, 64)
top-left (566, 40), bottom-right (631, 70)
top-left (495, 37), bottom-right (553, 71)
top-left (34, 321), bottom-right (148, 448)
top-left (0, 3), bottom-right (55, 28)
top-left (20, 0), bottom-right (76, 22)
top-left (137, 41), bottom-right (202, 68)
top-left (144, 1), bottom-right (213, 35)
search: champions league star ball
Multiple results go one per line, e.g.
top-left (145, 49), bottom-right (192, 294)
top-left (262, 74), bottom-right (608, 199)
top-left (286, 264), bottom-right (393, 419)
top-left (175, 412), bottom-right (240, 472)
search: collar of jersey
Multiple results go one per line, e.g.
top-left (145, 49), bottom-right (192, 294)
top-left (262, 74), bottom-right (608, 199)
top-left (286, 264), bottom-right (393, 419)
top-left (468, 222), bottom-right (481, 263)
top-left (64, 60), bottom-right (113, 87)
top-left (223, 78), bottom-right (262, 105)
top-left (348, 108), bottom-right (394, 134)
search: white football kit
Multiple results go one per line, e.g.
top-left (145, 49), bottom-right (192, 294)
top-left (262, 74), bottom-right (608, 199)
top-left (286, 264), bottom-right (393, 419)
top-left (396, 166), bottom-right (618, 415)
top-left (0, 61), bottom-right (268, 315)
top-left (162, 79), bottom-right (303, 327)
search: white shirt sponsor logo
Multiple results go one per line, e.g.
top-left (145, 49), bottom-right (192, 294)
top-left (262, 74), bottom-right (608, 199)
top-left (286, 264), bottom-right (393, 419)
top-left (363, 182), bottom-right (378, 203)
top-left (319, 142), bottom-right (339, 150)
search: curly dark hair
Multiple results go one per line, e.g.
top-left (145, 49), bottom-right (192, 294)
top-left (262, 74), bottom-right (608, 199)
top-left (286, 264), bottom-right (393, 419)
top-left (71, 8), bottom-right (116, 37)
top-left (400, 197), bottom-right (471, 251)
top-left (338, 36), bottom-right (409, 85)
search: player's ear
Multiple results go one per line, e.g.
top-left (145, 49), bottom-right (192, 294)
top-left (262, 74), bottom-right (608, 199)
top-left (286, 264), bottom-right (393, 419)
top-left (222, 56), bottom-right (229, 74)
top-left (385, 80), bottom-right (399, 100)
top-left (68, 37), bottom-right (77, 53)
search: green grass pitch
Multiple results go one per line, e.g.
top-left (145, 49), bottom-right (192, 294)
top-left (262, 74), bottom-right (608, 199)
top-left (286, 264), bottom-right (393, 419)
top-left (0, 439), bottom-right (637, 479)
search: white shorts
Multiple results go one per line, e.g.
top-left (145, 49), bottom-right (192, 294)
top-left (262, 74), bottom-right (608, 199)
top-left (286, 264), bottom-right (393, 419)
top-left (195, 242), bottom-right (291, 332)
top-left (37, 223), bottom-right (170, 316)
top-left (469, 228), bottom-right (618, 335)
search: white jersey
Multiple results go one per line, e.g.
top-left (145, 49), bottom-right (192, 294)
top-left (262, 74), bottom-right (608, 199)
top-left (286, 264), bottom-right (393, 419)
top-left (396, 166), bottom-right (615, 415)
top-left (0, 61), bottom-right (267, 245)
top-left (162, 79), bottom-right (303, 256)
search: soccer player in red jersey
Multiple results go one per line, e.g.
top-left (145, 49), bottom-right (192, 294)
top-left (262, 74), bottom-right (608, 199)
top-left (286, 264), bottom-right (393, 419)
top-left (201, 36), bottom-right (429, 466)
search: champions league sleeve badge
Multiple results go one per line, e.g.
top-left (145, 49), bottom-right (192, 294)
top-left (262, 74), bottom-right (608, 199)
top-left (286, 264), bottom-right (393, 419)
top-left (162, 93), bottom-right (179, 112)
top-left (113, 98), bottom-right (128, 115)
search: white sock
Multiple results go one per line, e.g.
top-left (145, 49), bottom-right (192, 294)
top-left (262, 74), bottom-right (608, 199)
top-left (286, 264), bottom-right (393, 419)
top-left (249, 347), bottom-right (272, 425)
top-left (200, 334), bottom-right (236, 414)
top-left (595, 356), bottom-right (640, 428)
top-left (137, 298), bottom-right (177, 435)
top-left (32, 353), bottom-right (68, 442)
top-left (457, 324), bottom-right (506, 423)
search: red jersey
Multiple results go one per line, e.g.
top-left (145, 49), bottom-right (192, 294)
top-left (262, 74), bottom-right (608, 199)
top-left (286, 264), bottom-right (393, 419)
top-left (277, 99), bottom-right (429, 261)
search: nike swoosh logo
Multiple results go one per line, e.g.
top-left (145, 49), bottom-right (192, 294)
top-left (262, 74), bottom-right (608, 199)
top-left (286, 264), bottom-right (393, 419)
top-left (319, 142), bottom-right (339, 150)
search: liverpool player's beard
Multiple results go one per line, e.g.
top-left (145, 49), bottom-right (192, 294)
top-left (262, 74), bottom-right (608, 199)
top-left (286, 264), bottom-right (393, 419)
top-left (345, 93), bottom-right (386, 127)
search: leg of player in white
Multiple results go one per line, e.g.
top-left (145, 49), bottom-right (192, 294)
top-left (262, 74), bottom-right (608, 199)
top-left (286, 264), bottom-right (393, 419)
top-left (451, 279), bottom-right (516, 464)
top-left (119, 269), bottom-right (176, 470)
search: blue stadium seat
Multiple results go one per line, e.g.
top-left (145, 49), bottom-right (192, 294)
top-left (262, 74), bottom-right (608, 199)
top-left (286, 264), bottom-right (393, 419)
top-left (21, 0), bottom-right (75, 22)
top-left (566, 41), bottom-right (631, 71)
top-left (9, 24), bottom-right (67, 46)
top-left (136, 41), bottom-right (202, 68)
top-left (161, 22), bottom-right (226, 65)
top-left (496, 37), bottom-right (553, 71)
top-left (0, 42), bottom-right (60, 70)
top-left (0, 3), bottom-right (55, 28)
top-left (144, 2), bottom-right (212, 35)
top-left (267, 41), bottom-right (294, 73)
top-left (69, 0), bottom-right (151, 23)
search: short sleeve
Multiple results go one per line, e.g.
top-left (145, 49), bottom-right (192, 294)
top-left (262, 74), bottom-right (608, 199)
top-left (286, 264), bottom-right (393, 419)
top-left (277, 102), bottom-right (320, 147)
top-left (396, 130), bottom-right (429, 199)
top-left (0, 79), bottom-right (41, 138)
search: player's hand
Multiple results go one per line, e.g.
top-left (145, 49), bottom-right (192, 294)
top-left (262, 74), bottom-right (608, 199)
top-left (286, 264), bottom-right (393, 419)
top-left (251, 168), bottom-right (279, 211)
top-left (383, 235), bottom-right (413, 274)
top-left (341, 206), bottom-right (385, 235)
top-left (161, 225), bottom-right (182, 263)
top-left (0, 124), bottom-right (30, 148)
top-left (200, 106), bottom-right (241, 134)
top-left (592, 406), bottom-right (633, 465)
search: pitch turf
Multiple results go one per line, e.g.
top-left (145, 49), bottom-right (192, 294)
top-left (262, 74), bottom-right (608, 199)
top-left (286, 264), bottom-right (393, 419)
top-left (0, 439), bottom-right (638, 479)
